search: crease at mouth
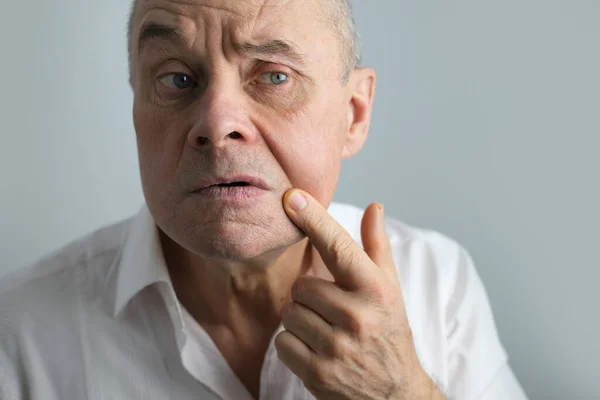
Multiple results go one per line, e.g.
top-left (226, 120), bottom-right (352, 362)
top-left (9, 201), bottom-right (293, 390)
top-left (215, 182), bottom-right (250, 187)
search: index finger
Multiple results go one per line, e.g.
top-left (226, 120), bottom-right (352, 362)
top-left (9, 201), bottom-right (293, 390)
top-left (283, 189), bottom-right (379, 290)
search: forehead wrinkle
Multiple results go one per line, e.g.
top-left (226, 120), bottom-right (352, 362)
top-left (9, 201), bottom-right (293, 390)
top-left (148, 0), bottom-right (255, 17)
top-left (137, 1), bottom-right (269, 46)
top-left (134, 0), bottom-right (338, 76)
top-left (249, 0), bottom-right (294, 31)
top-left (253, 0), bottom-right (268, 31)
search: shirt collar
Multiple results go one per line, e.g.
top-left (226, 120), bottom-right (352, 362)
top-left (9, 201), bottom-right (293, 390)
top-left (113, 203), bottom-right (171, 317)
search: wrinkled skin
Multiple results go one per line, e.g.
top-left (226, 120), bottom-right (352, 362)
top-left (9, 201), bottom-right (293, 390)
top-left (130, 0), bottom-right (368, 263)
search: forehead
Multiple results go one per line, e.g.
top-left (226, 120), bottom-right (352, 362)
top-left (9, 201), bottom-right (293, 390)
top-left (138, 0), bottom-right (292, 13)
top-left (133, 0), bottom-right (339, 71)
top-left (135, 0), bottom-right (327, 33)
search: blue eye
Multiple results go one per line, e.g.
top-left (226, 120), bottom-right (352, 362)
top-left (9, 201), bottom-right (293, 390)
top-left (258, 72), bottom-right (289, 85)
top-left (160, 73), bottom-right (194, 89)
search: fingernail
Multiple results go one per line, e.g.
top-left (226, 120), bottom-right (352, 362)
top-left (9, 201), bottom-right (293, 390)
top-left (289, 191), bottom-right (308, 212)
top-left (379, 204), bottom-right (385, 230)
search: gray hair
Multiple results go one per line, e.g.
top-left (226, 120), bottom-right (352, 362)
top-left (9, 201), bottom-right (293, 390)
top-left (127, 0), bottom-right (361, 81)
top-left (324, 0), bottom-right (362, 81)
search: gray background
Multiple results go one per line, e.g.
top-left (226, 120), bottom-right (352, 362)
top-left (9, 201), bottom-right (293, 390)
top-left (1, 1), bottom-right (598, 398)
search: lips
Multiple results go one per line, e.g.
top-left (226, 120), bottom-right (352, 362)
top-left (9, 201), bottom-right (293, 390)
top-left (196, 175), bottom-right (270, 191)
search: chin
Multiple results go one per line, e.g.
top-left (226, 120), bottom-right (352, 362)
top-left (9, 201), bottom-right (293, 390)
top-left (179, 218), bottom-right (305, 262)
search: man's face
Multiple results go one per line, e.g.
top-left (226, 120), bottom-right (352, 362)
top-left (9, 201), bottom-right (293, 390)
top-left (131, 0), bottom-right (363, 261)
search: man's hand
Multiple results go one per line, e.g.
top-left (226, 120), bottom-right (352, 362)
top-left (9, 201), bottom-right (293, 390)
top-left (275, 189), bottom-right (446, 400)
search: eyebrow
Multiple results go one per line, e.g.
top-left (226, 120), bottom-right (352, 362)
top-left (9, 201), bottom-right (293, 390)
top-left (138, 22), bottom-right (184, 52)
top-left (137, 22), bottom-right (306, 65)
top-left (233, 40), bottom-right (307, 65)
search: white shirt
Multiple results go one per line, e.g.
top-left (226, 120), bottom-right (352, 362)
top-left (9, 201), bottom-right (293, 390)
top-left (0, 202), bottom-right (528, 400)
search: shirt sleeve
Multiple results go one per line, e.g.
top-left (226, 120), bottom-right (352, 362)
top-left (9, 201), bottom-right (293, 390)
top-left (442, 246), bottom-right (527, 399)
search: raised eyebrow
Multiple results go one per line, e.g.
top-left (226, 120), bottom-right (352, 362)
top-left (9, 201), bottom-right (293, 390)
top-left (136, 23), bottom-right (308, 66)
top-left (233, 40), bottom-right (307, 65)
top-left (137, 22), bottom-right (184, 52)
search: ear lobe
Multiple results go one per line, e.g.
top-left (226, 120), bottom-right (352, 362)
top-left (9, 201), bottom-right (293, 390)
top-left (342, 67), bottom-right (376, 159)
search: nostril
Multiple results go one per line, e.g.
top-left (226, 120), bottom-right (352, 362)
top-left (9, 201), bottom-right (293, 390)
top-left (197, 137), bottom-right (210, 146)
top-left (194, 132), bottom-right (241, 146)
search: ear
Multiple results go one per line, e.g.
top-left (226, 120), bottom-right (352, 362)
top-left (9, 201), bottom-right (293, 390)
top-left (341, 67), bottom-right (376, 159)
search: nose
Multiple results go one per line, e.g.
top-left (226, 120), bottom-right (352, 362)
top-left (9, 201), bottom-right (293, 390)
top-left (187, 80), bottom-right (257, 149)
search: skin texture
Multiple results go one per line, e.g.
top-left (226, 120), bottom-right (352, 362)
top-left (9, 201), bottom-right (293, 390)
top-left (129, 0), bottom-right (444, 398)
top-left (131, 0), bottom-right (365, 263)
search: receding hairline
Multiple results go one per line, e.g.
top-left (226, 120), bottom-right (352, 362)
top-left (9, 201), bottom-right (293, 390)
top-left (126, 0), bottom-right (361, 81)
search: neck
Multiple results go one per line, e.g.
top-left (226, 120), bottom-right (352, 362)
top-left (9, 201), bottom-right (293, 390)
top-left (160, 231), bottom-right (312, 341)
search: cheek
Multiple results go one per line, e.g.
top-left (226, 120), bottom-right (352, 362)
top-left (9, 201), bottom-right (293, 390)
top-left (133, 101), bottom-right (190, 193)
top-left (262, 102), bottom-right (347, 206)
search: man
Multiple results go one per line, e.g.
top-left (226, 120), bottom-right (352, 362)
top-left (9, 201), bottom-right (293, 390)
top-left (0, 0), bottom-right (528, 399)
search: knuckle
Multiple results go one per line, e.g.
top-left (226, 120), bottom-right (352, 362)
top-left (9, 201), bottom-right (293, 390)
top-left (340, 306), bottom-right (383, 337)
top-left (313, 326), bottom-right (337, 357)
top-left (370, 282), bottom-right (396, 306)
top-left (327, 237), bottom-right (355, 266)
top-left (329, 330), bottom-right (353, 358)
top-left (340, 307), bottom-right (364, 332)
top-left (307, 359), bottom-right (331, 390)
top-left (309, 330), bottom-right (325, 352)
top-left (291, 277), bottom-right (314, 301)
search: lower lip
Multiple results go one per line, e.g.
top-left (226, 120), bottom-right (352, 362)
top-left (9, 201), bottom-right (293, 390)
top-left (192, 185), bottom-right (266, 204)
